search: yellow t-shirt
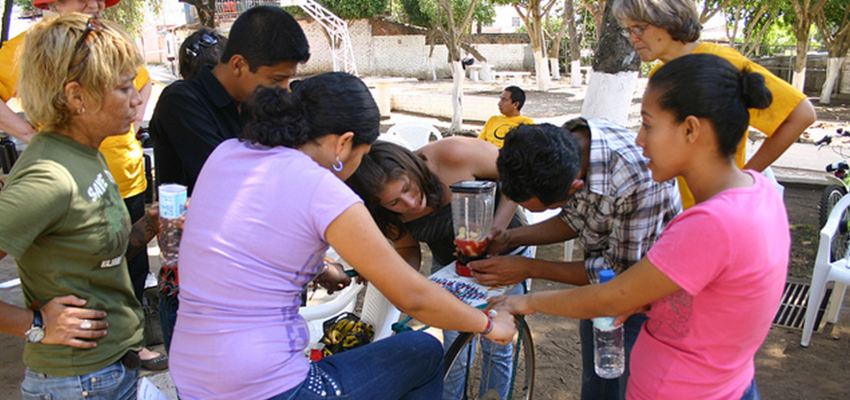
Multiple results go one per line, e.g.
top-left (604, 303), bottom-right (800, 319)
top-left (477, 114), bottom-right (534, 148)
top-left (0, 29), bottom-right (149, 199)
top-left (650, 43), bottom-right (806, 209)
top-left (0, 31), bottom-right (26, 102)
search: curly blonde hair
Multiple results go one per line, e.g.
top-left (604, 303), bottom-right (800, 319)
top-left (18, 13), bottom-right (142, 131)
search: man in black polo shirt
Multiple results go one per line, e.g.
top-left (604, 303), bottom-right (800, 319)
top-left (148, 5), bottom-right (310, 352)
top-left (150, 5), bottom-right (310, 194)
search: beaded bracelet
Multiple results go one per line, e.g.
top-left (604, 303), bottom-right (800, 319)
top-left (482, 309), bottom-right (496, 335)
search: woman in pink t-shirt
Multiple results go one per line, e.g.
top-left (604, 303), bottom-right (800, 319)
top-left (489, 54), bottom-right (789, 400)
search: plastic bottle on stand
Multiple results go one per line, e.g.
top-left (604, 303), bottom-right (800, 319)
top-left (158, 184), bottom-right (187, 271)
top-left (593, 269), bottom-right (625, 379)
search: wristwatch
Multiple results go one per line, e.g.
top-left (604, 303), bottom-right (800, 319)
top-left (24, 309), bottom-right (44, 343)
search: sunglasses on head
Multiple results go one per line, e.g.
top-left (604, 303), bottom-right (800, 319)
top-left (185, 33), bottom-right (219, 59)
top-left (74, 17), bottom-right (103, 53)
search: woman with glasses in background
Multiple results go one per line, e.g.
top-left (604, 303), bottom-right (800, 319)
top-left (611, 0), bottom-right (816, 210)
top-left (0, 14), bottom-right (159, 399)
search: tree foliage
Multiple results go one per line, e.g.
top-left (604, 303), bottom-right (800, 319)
top-left (317, 0), bottom-right (388, 20)
top-left (397, 0), bottom-right (494, 30)
top-left (8, 0), bottom-right (150, 35)
top-left (814, 0), bottom-right (850, 57)
top-left (101, 0), bottom-right (147, 37)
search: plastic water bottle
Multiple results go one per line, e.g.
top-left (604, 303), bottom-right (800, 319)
top-left (158, 184), bottom-right (187, 268)
top-left (593, 269), bottom-right (625, 379)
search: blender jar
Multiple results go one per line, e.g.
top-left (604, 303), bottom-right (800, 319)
top-left (450, 180), bottom-right (496, 276)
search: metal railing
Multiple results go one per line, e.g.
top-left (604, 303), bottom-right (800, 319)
top-left (215, 0), bottom-right (279, 20)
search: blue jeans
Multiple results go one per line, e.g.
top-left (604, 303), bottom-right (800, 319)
top-left (739, 378), bottom-right (760, 400)
top-left (269, 331), bottom-right (443, 400)
top-left (159, 291), bottom-right (179, 353)
top-left (580, 313), bottom-right (647, 400)
top-left (21, 360), bottom-right (138, 400)
top-left (442, 283), bottom-right (525, 400)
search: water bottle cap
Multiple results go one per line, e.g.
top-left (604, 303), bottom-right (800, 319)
top-left (599, 269), bottom-right (615, 283)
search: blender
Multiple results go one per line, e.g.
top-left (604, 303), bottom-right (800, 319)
top-left (450, 180), bottom-right (496, 277)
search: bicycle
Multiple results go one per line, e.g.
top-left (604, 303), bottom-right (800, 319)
top-left (299, 256), bottom-right (535, 400)
top-left (441, 290), bottom-right (535, 400)
top-left (814, 127), bottom-right (850, 262)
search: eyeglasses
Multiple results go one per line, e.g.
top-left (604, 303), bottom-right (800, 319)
top-left (74, 17), bottom-right (103, 54)
top-left (185, 33), bottom-right (219, 59)
top-left (619, 24), bottom-right (648, 38)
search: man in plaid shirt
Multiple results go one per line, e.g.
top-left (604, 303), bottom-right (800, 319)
top-left (470, 119), bottom-right (681, 400)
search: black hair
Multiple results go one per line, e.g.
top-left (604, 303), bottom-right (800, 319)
top-left (498, 123), bottom-right (582, 205)
top-left (220, 5), bottom-right (310, 72)
top-left (178, 27), bottom-right (227, 80)
top-left (648, 53), bottom-right (772, 157)
top-left (505, 86), bottom-right (526, 111)
top-left (345, 141), bottom-right (445, 241)
top-left (240, 72), bottom-right (379, 148)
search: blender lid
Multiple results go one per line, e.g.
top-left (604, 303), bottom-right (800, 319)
top-left (449, 180), bottom-right (496, 193)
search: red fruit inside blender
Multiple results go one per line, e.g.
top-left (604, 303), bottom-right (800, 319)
top-left (456, 227), bottom-right (489, 257)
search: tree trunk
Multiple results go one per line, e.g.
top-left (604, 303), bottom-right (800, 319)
top-left (2, 0), bottom-right (14, 45)
top-left (567, 0), bottom-right (582, 87)
top-left (581, 1), bottom-right (640, 126)
top-left (450, 61), bottom-right (464, 133)
top-left (183, 0), bottom-right (216, 28)
top-left (516, 2), bottom-right (551, 91)
top-left (533, 48), bottom-right (551, 91)
top-left (550, 58), bottom-right (560, 80)
top-left (820, 57), bottom-right (845, 104)
top-left (548, 0), bottom-right (570, 81)
top-left (792, 33), bottom-right (809, 92)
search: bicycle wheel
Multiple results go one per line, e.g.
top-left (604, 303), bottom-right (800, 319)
top-left (443, 315), bottom-right (534, 400)
top-left (819, 184), bottom-right (850, 261)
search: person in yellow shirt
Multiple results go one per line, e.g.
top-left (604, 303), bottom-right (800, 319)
top-left (612, 0), bottom-right (817, 209)
top-left (0, 0), bottom-right (164, 369)
top-left (478, 86), bottom-right (534, 148)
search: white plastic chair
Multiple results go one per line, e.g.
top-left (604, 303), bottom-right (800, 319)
top-left (298, 247), bottom-right (401, 344)
top-left (384, 122), bottom-right (441, 150)
top-left (801, 193), bottom-right (850, 347)
top-left (359, 284), bottom-right (402, 342)
top-left (763, 166), bottom-right (785, 199)
top-left (523, 207), bottom-right (573, 261)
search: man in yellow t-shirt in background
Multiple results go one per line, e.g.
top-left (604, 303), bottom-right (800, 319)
top-left (0, 0), bottom-right (165, 370)
top-left (478, 86), bottom-right (534, 148)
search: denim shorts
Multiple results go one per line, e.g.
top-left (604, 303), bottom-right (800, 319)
top-left (21, 360), bottom-right (138, 400)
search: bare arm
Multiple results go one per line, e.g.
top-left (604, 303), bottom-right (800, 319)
top-left (489, 257), bottom-right (681, 319)
top-left (743, 99), bottom-right (816, 172)
top-left (0, 101), bottom-right (36, 143)
top-left (471, 256), bottom-right (591, 287)
top-left (500, 214), bottom-right (578, 248)
top-left (327, 203), bottom-right (515, 343)
top-left (126, 206), bottom-right (160, 260)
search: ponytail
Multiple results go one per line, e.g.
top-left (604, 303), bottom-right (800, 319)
top-left (648, 54), bottom-right (773, 157)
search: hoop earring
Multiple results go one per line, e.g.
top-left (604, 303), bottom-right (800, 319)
top-left (332, 157), bottom-right (344, 172)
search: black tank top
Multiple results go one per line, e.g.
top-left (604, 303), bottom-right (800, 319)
top-left (403, 203), bottom-right (527, 267)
